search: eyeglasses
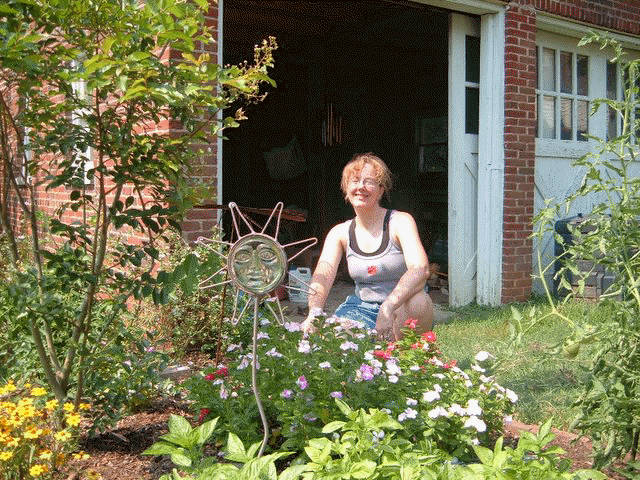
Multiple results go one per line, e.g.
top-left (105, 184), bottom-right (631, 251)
top-left (348, 177), bottom-right (379, 188)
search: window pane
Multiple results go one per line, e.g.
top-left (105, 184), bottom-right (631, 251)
top-left (577, 55), bottom-right (588, 96)
top-left (465, 86), bottom-right (479, 134)
top-left (541, 95), bottom-right (556, 138)
top-left (607, 62), bottom-right (617, 140)
top-left (560, 51), bottom-right (572, 94)
top-left (561, 98), bottom-right (573, 140)
top-left (466, 35), bottom-right (480, 84)
top-left (542, 48), bottom-right (556, 91)
top-left (577, 100), bottom-right (588, 141)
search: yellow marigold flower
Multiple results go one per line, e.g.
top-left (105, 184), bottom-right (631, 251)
top-left (0, 451), bottom-right (12, 461)
top-left (79, 403), bottom-right (91, 411)
top-left (39, 449), bottom-right (53, 460)
top-left (72, 450), bottom-right (90, 460)
top-left (0, 383), bottom-right (15, 396)
top-left (86, 469), bottom-right (102, 480)
top-left (29, 464), bottom-right (49, 477)
top-left (17, 404), bottom-right (36, 419)
top-left (30, 387), bottom-right (47, 397)
top-left (63, 402), bottom-right (75, 413)
top-left (24, 426), bottom-right (44, 439)
top-left (66, 413), bottom-right (82, 427)
top-left (54, 429), bottom-right (72, 442)
top-left (5, 436), bottom-right (18, 448)
top-left (46, 399), bottom-right (59, 411)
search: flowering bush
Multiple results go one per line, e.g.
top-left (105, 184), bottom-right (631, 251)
top-left (185, 313), bottom-right (517, 461)
top-left (0, 381), bottom-right (89, 479)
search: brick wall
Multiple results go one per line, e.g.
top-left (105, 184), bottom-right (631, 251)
top-left (503, 1), bottom-right (537, 303)
top-left (501, 0), bottom-right (640, 303)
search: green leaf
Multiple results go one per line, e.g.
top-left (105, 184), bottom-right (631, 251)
top-left (349, 460), bottom-right (377, 479)
top-left (169, 452), bottom-right (192, 468)
top-left (322, 421), bottom-right (346, 433)
top-left (194, 416), bottom-right (218, 445)
top-left (142, 442), bottom-right (179, 456)
top-left (167, 414), bottom-right (193, 439)
top-left (473, 445), bottom-right (493, 466)
top-left (224, 432), bottom-right (248, 462)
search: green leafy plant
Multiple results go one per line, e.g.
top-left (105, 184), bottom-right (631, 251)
top-left (521, 31), bottom-right (640, 473)
top-left (143, 414), bottom-right (306, 480)
top-left (186, 313), bottom-right (516, 462)
top-left (463, 418), bottom-right (607, 479)
top-left (0, 0), bottom-right (275, 414)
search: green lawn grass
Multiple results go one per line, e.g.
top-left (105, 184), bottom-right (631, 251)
top-left (433, 297), bottom-right (606, 430)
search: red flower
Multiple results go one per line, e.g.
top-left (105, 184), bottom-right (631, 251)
top-left (373, 349), bottom-right (392, 359)
top-left (387, 343), bottom-right (396, 350)
top-left (198, 408), bottom-right (210, 423)
top-left (411, 342), bottom-right (421, 350)
top-left (216, 367), bottom-right (229, 377)
top-left (367, 265), bottom-right (378, 275)
top-left (421, 331), bottom-right (437, 343)
top-left (204, 373), bottom-right (216, 381)
top-left (404, 318), bottom-right (418, 329)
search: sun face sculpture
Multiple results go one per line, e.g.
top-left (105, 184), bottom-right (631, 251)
top-left (197, 201), bottom-right (317, 324)
top-left (196, 202), bottom-right (317, 457)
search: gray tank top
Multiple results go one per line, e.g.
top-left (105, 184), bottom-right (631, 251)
top-left (346, 209), bottom-right (407, 303)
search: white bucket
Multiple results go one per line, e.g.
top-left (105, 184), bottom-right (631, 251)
top-left (288, 267), bottom-right (311, 304)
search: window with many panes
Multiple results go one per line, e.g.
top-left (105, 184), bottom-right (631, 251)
top-left (536, 46), bottom-right (589, 141)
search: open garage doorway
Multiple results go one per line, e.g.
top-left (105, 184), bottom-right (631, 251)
top-left (222, 0), bottom-right (451, 279)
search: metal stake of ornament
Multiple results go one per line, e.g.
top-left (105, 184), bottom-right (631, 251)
top-left (196, 202), bottom-right (317, 456)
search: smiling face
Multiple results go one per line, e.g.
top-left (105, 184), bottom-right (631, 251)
top-left (228, 234), bottom-right (286, 295)
top-left (345, 163), bottom-right (384, 208)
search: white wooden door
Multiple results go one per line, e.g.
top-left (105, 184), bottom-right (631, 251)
top-left (448, 14), bottom-right (479, 306)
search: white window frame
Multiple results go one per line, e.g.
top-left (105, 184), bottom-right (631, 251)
top-left (535, 30), bottom-right (609, 159)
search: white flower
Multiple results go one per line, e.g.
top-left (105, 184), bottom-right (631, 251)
top-left (471, 438), bottom-right (480, 445)
top-left (220, 385), bottom-right (229, 399)
top-left (284, 322), bottom-right (301, 332)
top-left (298, 340), bottom-right (311, 354)
top-left (398, 408), bottom-right (418, 422)
top-left (318, 361), bottom-right (331, 369)
top-left (506, 389), bottom-right (519, 403)
top-left (433, 384), bottom-right (442, 393)
top-left (428, 407), bottom-right (449, 419)
top-left (464, 380), bottom-right (473, 388)
top-left (340, 341), bottom-right (359, 351)
top-left (409, 365), bottom-right (421, 371)
top-left (265, 348), bottom-right (283, 358)
top-left (423, 390), bottom-right (440, 402)
top-left (257, 332), bottom-right (270, 340)
top-left (464, 415), bottom-right (487, 432)
top-left (227, 343), bottom-right (242, 352)
top-left (237, 357), bottom-right (250, 370)
top-left (504, 415), bottom-right (513, 424)
top-left (471, 364), bottom-right (485, 373)
top-left (448, 403), bottom-right (465, 416)
top-left (386, 361), bottom-right (401, 376)
top-left (406, 398), bottom-right (418, 406)
top-left (260, 318), bottom-right (271, 326)
top-left (466, 399), bottom-right (483, 416)
top-left (364, 351), bottom-right (374, 360)
top-left (388, 375), bottom-right (399, 383)
top-left (475, 351), bottom-right (491, 362)
top-left (433, 373), bottom-right (446, 379)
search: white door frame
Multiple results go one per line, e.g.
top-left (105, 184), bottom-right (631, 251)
top-left (476, 11), bottom-right (505, 306)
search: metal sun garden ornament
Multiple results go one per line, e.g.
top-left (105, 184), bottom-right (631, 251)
top-left (196, 202), bottom-right (317, 456)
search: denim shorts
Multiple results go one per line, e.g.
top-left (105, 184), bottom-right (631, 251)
top-left (333, 295), bottom-right (381, 329)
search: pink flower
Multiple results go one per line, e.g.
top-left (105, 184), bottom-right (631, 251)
top-left (204, 373), bottom-right (216, 381)
top-left (404, 318), bottom-right (418, 329)
top-left (297, 376), bottom-right (308, 390)
top-left (421, 331), bottom-right (437, 343)
top-left (281, 389), bottom-right (294, 399)
top-left (359, 364), bottom-right (375, 381)
top-left (368, 265), bottom-right (378, 275)
top-left (373, 349), bottom-right (391, 360)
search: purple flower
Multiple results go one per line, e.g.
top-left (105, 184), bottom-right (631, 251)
top-left (359, 364), bottom-right (375, 381)
top-left (297, 375), bottom-right (308, 390)
top-left (330, 391), bottom-right (343, 399)
top-left (281, 389), bottom-right (294, 399)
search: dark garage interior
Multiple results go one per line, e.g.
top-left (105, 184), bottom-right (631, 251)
top-left (222, 0), bottom-right (451, 272)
